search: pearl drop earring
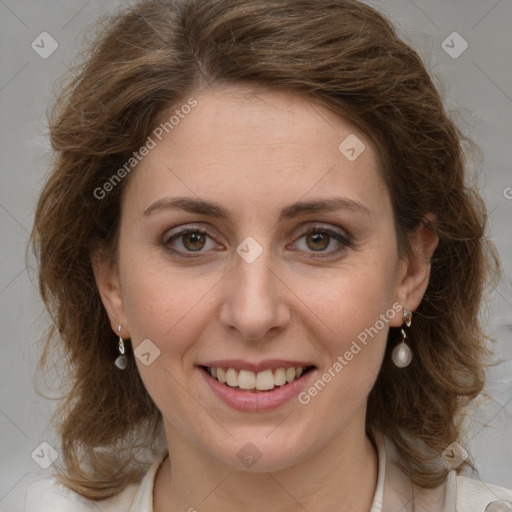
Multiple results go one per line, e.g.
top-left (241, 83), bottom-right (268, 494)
top-left (392, 308), bottom-right (412, 368)
top-left (114, 324), bottom-right (128, 370)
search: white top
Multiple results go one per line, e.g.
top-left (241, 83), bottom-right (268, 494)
top-left (21, 430), bottom-right (512, 511)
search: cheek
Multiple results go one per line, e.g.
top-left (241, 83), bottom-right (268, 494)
top-left (119, 257), bottom-right (219, 356)
top-left (118, 266), bottom-right (218, 415)
top-left (295, 250), bottom-right (399, 346)
top-left (295, 273), bottom-right (395, 420)
top-left (290, 248), bottom-right (399, 408)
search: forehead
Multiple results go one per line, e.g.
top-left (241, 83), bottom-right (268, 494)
top-left (123, 84), bottom-right (389, 220)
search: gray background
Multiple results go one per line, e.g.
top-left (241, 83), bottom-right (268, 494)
top-left (1, 0), bottom-right (511, 510)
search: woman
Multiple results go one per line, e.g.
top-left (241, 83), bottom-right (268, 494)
top-left (25, 0), bottom-right (512, 510)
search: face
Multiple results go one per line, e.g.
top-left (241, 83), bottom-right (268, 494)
top-left (95, 83), bottom-right (433, 472)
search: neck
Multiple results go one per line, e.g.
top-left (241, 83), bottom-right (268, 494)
top-left (154, 420), bottom-right (378, 512)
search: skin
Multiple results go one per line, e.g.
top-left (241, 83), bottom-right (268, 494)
top-left (93, 83), bottom-right (438, 512)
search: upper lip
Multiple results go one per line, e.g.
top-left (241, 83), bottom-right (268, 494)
top-left (198, 359), bottom-right (316, 372)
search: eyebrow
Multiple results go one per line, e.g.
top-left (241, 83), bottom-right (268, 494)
top-left (143, 196), bottom-right (370, 222)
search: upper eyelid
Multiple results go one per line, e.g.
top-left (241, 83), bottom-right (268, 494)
top-left (163, 222), bottom-right (349, 238)
top-left (163, 224), bottom-right (218, 243)
top-left (294, 223), bottom-right (350, 239)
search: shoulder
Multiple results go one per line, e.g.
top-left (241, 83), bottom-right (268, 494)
top-left (456, 474), bottom-right (512, 511)
top-left (21, 450), bottom-right (167, 512)
top-left (22, 476), bottom-right (139, 512)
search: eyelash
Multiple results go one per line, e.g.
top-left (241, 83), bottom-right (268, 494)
top-left (162, 225), bottom-right (353, 260)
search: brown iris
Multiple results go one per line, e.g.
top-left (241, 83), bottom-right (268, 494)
top-left (306, 232), bottom-right (330, 251)
top-left (182, 232), bottom-right (206, 251)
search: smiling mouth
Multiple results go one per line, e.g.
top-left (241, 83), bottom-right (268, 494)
top-left (199, 365), bottom-right (316, 392)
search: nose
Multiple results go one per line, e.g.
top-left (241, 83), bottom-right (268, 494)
top-left (218, 242), bottom-right (291, 342)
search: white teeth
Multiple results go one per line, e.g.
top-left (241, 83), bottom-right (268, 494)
top-left (274, 368), bottom-right (287, 386)
top-left (255, 369), bottom-right (274, 391)
top-left (226, 368), bottom-right (238, 387)
top-left (207, 366), bottom-right (309, 391)
top-left (238, 369), bottom-right (256, 389)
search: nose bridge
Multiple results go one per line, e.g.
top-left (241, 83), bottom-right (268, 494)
top-left (236, 244), bottom-right (275, 301)
top-left (219, 237), bottom-right (289, 340)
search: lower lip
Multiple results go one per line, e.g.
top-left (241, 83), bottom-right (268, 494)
top-left (199, 367), bottom-right (316, 412)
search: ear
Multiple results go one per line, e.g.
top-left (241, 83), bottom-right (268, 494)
top-left (90, 247), bottom-right (130, 338)
top-left (389, 215), bottom-right (439, 327)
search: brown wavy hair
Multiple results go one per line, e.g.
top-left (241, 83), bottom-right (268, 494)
top-left (30, 0), bottom-right (500, 500)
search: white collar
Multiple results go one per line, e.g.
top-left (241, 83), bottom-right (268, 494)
top-left (374, 428), bottom-right (457, 511)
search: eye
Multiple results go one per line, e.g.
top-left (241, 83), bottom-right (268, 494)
top-left (162, 224), bottom-right (353, 259)
top-left (289, 225), bottom-right (353, 258)
top-left (163, 227), bottom-right (219, 257)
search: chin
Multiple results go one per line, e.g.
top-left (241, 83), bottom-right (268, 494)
top-left (198, 425), bottom-right (319, 473)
